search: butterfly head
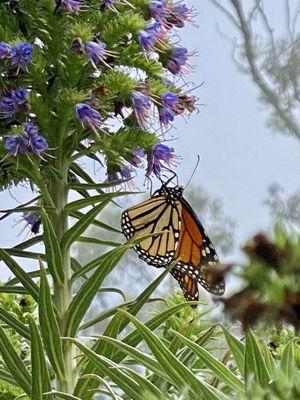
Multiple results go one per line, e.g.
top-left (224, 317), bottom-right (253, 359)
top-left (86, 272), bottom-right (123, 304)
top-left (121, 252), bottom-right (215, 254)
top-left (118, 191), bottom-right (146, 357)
top-left (158, 185), bottom-right (184, 202)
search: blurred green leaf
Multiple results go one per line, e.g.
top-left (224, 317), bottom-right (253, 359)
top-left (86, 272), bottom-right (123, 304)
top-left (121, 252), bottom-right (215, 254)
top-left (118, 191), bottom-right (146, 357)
top-left (39, 266), bottom-right (66, 383)
top-left (0, 325), bottom-right (31, 395)
top-left (221, 325), bottom-right (245, 375)
top-left (0, 306), bottom-right (30, 340)
top-left (27, 314), bottom-right (51, 400)
top-left (281, 339), bottom-right (297, 379)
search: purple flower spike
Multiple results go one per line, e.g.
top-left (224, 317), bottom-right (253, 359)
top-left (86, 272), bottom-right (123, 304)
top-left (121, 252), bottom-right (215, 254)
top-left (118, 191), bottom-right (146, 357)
top-left (159, 107), bottom-right (175, 127)
top-left (0, 42), bottom-right (11, 58)
top-left (76, 103), bottom-right (103, 133)
top-left (24, 122), bottom-right (48, 155)
top-left (130, 91), bottom-right (152, 126)
top-left (10, 43), bottom-right (33, 72)
top-left (147, 143), bottom-right (178, 177)
top-left (60, 0), bottom-right (86, 12)
top-left (86, 41), bottom-right (107, 68)
top-left (4, 135), bottom-right (29, 156)
top-left (161, 92), bottom-right (178, 109)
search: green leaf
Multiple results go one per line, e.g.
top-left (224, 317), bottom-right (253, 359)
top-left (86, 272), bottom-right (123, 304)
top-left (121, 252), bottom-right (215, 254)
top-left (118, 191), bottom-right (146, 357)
top-left (171, 330), bottom-right (245, 393)
top-left (0, 368), bottom-right (18, 387)
top-left (244, 329), bottom-right (270, 388)
top-left (65, 191), bottom-right (138, 211)
top-left (43, 392), bottom-right (82, 400)
top-left (119, 366), bottom-right (165, 398)
top-left (13, 235), bottom-right (43, 250)
top-left (281, 339), bottom-right (297, 379)
top-left (65, 246), bottom-right (127, 337)
top-left (0, 325), bottom-right (31, 395)
top-left (93, 335), bottom-right (168, 379)
top-left (68, 180), bottom-right (131, 190)
top-left (41, 209), bottom-right (65, 284)
top-left (0, 249), bottom-right (39, 301)
top-left (120, 311), bottom-right (230, 400)
top-left (65, 338), bottom-right (144, 400)
top-left (70, 210), bottom-right (122, 234)
top-left (62, 194), bottom-right (116, 249)
top-left (27, 315), bottom-right (51, 400)
top-left (0, 286), bottom-right (29, 294)
top-left (221, 325), bottom-right (245, 375)
top-left (0, 305), bottom-right (30, 340)
top-left (77, 236), bottom-right (121, 247)
top-left (259, 336), bottom-right (276, 379)
top-left (39, 266), bottom-right (66, 383)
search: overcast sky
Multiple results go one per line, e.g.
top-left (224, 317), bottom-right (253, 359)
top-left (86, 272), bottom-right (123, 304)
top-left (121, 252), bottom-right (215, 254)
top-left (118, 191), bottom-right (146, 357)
top-left (1, 1), bottom-right (300, 279)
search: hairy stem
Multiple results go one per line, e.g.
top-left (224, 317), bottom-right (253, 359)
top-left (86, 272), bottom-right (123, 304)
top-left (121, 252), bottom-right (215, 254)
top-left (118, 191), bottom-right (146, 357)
top-left (49, 159), bottom-right (76, 393)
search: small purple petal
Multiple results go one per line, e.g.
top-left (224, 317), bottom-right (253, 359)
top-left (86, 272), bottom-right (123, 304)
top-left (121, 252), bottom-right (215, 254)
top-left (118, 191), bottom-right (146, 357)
top-left (86, 41), bottom-right (107, 67)
top-left (10, 43), bottom-right (33, 71)
top-left (76, 103), bottom-right (103, 132)
top-left (146, 143), bottom-right (178, 177)
top-left (4, 135), bottom-right (29, 156)
top-left (60, 0), bottom-right (85, 12)
top-left (130, 91), bottom-right (151, 126)
top-left (161, 92), bottom-right (178, 109)
top-left (0, 42), bottom-right (11, 58)
top-left (159, 107), bottom-right (175, 127)
top-left (24, 122), bottom-right (48, 155)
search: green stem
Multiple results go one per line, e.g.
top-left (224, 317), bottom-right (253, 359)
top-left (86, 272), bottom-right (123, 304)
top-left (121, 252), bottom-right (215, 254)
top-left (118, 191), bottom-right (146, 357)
top-left (49, 159), bottom-right (76, 393)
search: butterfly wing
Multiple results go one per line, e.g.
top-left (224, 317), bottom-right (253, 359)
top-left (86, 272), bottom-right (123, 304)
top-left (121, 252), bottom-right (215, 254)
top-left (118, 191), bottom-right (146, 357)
top-left (121, 195), bottom-right (182, 267)
top-left (174, 198), bottom-right (225, 296)
top-left (171, 267), bottom-right (199, 305)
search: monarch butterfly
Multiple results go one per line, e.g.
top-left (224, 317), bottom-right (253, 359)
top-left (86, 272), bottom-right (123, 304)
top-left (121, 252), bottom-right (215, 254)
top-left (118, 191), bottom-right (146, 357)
top-left (121, 181), bottom-right (225, 303)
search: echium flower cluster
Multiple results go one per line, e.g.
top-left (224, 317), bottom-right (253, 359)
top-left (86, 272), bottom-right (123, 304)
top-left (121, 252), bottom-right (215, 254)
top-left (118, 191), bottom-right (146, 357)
top-left (0, 0), bottom-right (199, 199)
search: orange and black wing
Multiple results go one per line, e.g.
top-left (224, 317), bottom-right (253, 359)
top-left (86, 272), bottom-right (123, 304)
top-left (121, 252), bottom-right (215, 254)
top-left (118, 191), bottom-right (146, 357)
top-left (174, 198), bottom-right (225, 296)
top-left (171, 267), bottom-right (199, 304)
top-left (121, 195), bottom-right (182, 267)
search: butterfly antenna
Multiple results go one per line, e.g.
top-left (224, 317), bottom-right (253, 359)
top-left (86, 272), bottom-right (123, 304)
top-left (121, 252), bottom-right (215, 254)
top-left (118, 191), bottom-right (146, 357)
top-left (185, 155), bottom-right (200, 189)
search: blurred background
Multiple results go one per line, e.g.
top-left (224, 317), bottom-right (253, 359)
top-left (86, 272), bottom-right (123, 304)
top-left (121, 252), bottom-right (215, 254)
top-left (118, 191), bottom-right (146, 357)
top-left (1, 0), bottom-right (300, 305)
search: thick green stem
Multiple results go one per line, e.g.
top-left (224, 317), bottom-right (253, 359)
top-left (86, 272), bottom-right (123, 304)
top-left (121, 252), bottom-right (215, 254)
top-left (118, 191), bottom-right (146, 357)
top-left (49, 160), bottom-right (76, 393)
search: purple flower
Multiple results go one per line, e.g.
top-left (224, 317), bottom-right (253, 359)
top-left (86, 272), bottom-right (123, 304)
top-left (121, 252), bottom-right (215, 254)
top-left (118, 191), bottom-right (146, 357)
top-left (0, 88), bottom-right (28, 119)
top-left (167, 3), bottom-right (197, 28)
top-left (10, 43), bottom-right (33, 72)
top-left (130, 91), bottom-right (151, 126)
top-left (11, 88), bottom-right (28, 105)
top-left (103, 0), bottom-right (120, 6)
top-left (22, 212), bottom-right (41, 234)
top-left (76, 103), bottom-right (103, 133)
top-left (138, 21), bottom-right (163, 51)
top-left (146, 143), bottom-right (178, 177)
top-left (161, 92), bottom-right (178, 109)
top-left (149, 1), bottom-right (169, 25)
top-left (0, 42), bottom-right (11, 58)
top-left (4, 135), bottom-right (29, 156)
top-left (24, 122), bottom-right (48, 155)
top-left (166, 46), bottom-right (189, 74)
top-left (60, 0), bottom-right (85, 12)
top-left (106, 165), bottom-right (135, 186)
top-left (85, 41), bottom-right (116, 68)
top-left (129, 147), bottom-right (145, 167)
top-left (159, 107), bottom-right (175, 127)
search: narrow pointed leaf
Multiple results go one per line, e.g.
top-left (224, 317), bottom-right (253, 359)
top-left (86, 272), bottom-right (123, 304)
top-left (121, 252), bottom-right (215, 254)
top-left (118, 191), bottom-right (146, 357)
top-left (0, 325), bottom-right (31, 395)
top-left (66, 338), bottom-right (144, 400)
top-left (74, 301), bottom-right (190, 399)
top-left (77, 236), bottom-right (121, 247)
top-left (171, 330), bottom-right (244, 392)
top-left (0, 306), bottom-right (30, 340)
top-left (43, 392), bottom-right (82, 400)
top-left (244, 329), bottom-right (270, 388)
top-left (0, 286), bottom-right (29, 294)
top-left (70, 210), bottom-right (121, 233)
top-left (39, 267), bottom-right (66, 383)
top-left (0, 249), bottom-right (39, 301)
top-left (27, 314), bottom-right (51, 399)
top-left (62, 195), bottom-right (116, 249)
top-left (65, 246), bottom-right (127, 337)
top-left (41, 209), bottom-right (65, 284)
top-left (0, 369), bottom-right (18, 387)
top-left (66, 191), bottom-right (138, 211)
top-left (120, 311), bottom-right (230, 400)
top-left (221, 325), bottom-right (245, 375)
top-left (281, 339), bottom-right (297, 379)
